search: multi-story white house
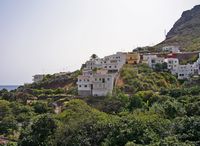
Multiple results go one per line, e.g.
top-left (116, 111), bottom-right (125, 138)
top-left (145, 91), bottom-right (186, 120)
top-left (142, 54), bottom-right (157, 64)
top-left (177, 64), bottom-right (195, 79)
top-left (103, 52), bottom-right (126, 71)
top-left (193, 53), bottom-right (200, 75)
top-left (104, 52), bottom-right (126, 65)
top-left (77, 74), bottom-right (92, 96)
top-left (162, 46), bottom-right (180, 53)
top-left (85, 58), bottom-right (103, 70)
top-left (77, 69), bottom-right (115, 96)
top-left (33, 74), bottom-right (45, 83)
top-left (148, 56), bottom-right (165, 68)
top-left (92, 69), bottom-right (115, 96)
top-left (164, 58), bottom-right (179, 74)
top-left (77, 52), bottom-right (128, 97)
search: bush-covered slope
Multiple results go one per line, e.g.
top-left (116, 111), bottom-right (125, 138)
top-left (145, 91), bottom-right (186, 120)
top-left (1, 64), bottom-right (200, 145)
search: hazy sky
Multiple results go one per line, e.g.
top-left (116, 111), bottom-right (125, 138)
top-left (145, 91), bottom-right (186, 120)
top-left (0, 0), bottom-right (199, 85)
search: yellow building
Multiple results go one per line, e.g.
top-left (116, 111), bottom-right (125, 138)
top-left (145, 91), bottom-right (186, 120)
top-left (126, 52), bottom-right (140, 64)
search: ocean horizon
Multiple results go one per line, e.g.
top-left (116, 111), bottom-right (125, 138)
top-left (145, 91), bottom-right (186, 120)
top-left (0, 85), bottom-right (21, 91)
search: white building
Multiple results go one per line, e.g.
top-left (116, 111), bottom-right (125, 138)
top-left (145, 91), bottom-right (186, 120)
top-left (164, 58), bottom-right (179, 75)
top-left (162, 46), bottom-right (180, 53)
top-left (85, 58), bottom-right (103, 70)
top-left (84, 52), bottom-right (126, 72)
top-left (142, 54), bottom-right (157, 64)
top-left (177, 64), bottom-right (195, 79)
top-left (103, 52), bottom-right (126, 71)
top-left (193, 53), bottom-right (200, 75)
top-left (77, 69), bottom-right (115, 97)
top-left (148, 56), bottom-right (165, 68)
top-left (77, 75), bottom-right (92, 96)
top-left (92, 69), bottom-right (115, 96)
top-left (32, 74), bottom-right (45, 83)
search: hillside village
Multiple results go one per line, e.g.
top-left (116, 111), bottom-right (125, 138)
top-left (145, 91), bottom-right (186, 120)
top-left (77, 46), bottom-right (200, 97)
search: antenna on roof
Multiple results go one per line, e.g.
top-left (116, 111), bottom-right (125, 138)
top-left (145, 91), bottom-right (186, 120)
top-left (164, 29), bottom-right (167, 39)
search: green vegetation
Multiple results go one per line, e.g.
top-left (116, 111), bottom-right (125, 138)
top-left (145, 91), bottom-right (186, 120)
top-left (0, 65), bottom-right (200, 145)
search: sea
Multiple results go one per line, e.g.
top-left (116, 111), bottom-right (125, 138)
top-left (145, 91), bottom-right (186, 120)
top-left (0, 85), bottom-right (20, 91)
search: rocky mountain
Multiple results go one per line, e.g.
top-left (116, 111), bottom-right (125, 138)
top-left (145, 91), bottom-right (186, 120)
top-left (157, 5), bottom-right (200, 51)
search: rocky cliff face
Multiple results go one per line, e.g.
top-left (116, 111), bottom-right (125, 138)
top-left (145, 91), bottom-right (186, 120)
top-left (157, 5), bottom-right (200, 51)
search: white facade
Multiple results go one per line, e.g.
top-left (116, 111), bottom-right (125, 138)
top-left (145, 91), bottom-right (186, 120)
top-left (33, 74), bottom-right (45, 83)
top-left (78, 52), bottom-right (127, 97)
top-left (77, 69), bottom-right (115, 97)
top-left (92, 73), bottom-right (114, 96)
top-left (85, 58), bottom-right (103, 70)
top-left (142, 54), bottom-right (157, 63)
top-left (177, 64), bottom-right (195, 79)
top-left (82, 69), bottom-right (93, 76)
top-left (77, 75), bottom-right (92, 96)
top-left (84, 52), bottom-right (126, 72)
top-left (164, 58), bottom-right (179, 75)
top-left (193, 53), bottom-right (200, 75)
top-left (162, 46), bottom-right (180, 53)
top-left (148, 57), bottom-right (165, 68)
top-left (103, 52), bottom-right (126, 71)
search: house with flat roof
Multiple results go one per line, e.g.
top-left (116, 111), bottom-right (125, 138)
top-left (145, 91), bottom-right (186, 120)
top-left (33, 74), bottom-right (45, 83)
top-left (148, 56), bottom-right (165, 68)
top-left (164, 58), bottom-right (179, 75)
top-left (162, 46), bottom-right (180, 53)
top-left (92, 71), bottom-right (115, 96)
top-left (142, 54), bottom-right (157, 64)
top-left (177, 64), bottom-right (195, 79)
top-left (77, 69), bottom-right (115, 97)
top-left (77, 75), bottom-right (92, 96)
top-left (103, 52), bottom-right (126, 72)
top-left (85, 58), bottom-right (103, 70)
top-left (193, 53), bottom-right (200, 75)
top-left (126, 52), bottom-right (140, 64)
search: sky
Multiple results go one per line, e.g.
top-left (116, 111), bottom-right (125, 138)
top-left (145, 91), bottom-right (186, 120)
top-left (0, 0), bottom-right (200, 85)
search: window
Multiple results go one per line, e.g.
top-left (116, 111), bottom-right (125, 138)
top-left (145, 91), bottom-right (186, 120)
top-left (79, 79), bottom-right (82, 82)
top-left (84, 85), bottom-right (87, 87)
top-left (107, 78), bottom-right (110, 81)
top-left (79, 85), bottom-right (81, 87)
top-left (99, 78), bottom-right (101, 81)
top-left (87, 79), bottom-right (89, 81)
top-left (115, 66), bottom-right (117, 68)
top-left (102, 78), bottom-right (105, 83)
top-left (95, 78), bottom-right (97, 81)
top-left (109, 66), bottom-right (111, 68)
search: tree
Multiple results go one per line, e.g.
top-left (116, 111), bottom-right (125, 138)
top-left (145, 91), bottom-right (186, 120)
top-left (90, 54), bottom-right (98, 59)
top-left (53, 99), bottom-right (117, 146)
top-left (0, 115), bottom-right (18, 135)
top-left (129, 95), bottom-right (144, 110)
top-left (156, 136), bottom-right (195, 146)
top-left (19, 114), bottom-right (57, 146)
top-left (173, 116), bottom-right (200, 144)
top-left (0, 100), bottom-right (11, 120)
top-left (154, 62), bottom-right (168, 72)
top-left (33, 102), bottom-right (50, 114)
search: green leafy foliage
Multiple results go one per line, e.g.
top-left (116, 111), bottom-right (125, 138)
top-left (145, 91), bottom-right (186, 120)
top-left (0, 63), bottom-right (200, 145)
